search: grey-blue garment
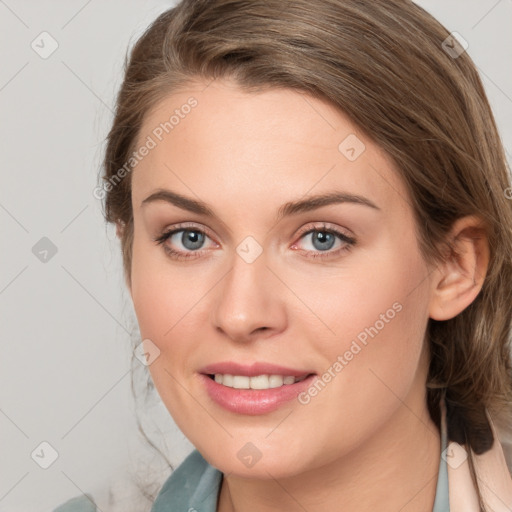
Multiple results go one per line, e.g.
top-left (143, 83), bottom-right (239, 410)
top-left (53, 429), bottom-right (450, 512)
top-left (53, 494), bottom-right (97, 512)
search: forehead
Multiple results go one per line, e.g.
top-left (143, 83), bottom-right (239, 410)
top-left (131, 79), bottom-right (410, 218)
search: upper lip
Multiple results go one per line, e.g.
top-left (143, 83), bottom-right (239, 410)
top-left (199, 361), bottom-right (315, 378)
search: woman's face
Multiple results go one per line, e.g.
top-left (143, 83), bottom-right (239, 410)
top-left (128, 78), bottom-right (436, 477)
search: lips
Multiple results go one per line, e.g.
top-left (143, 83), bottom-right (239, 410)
top-left (199, 361), bottom-right (313, 378)
top-left (198, 361), bottom-right (317, 415)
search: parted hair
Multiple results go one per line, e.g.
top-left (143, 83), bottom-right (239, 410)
top-left (101, 0), bottom-right (512, 508)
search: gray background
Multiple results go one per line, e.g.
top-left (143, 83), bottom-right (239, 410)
top-left (1, 1), bottom-right (511, 511)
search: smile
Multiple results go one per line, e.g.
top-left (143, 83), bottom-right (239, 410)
top-left (209, 373), bottom-right (309, 389)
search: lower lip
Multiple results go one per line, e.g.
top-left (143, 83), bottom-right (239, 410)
top-left (200, 374), bottom-right (317, 415)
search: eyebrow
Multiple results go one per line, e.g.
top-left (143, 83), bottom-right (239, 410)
top-left (141, 188), bottom-right (380, 221)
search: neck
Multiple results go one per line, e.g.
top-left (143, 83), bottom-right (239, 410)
top-left (217, 393), bottom-right (441, 512)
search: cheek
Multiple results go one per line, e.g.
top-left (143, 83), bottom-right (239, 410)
top-left (130, 230), bottom-right (198, 341)
top-left (295, 246), bottom-right (427, 331)
top-left (285, 250), bottom-right (431, 461)
top-left (129, 239), bottom-right (203, 423)
top-left (129, 234), bottom-right (215, 392)
top-left (295, 242), bottom-right (430, 398)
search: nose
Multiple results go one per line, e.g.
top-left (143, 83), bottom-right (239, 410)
top-left (210, 245), bottom-right (287, 344)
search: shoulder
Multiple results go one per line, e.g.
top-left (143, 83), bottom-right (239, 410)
top-left (52, 450), bottom-right (222, 512)
top-left (52, 494), bottom-right (97, 512)
top-left (151, 449), bottom-right (223, 512)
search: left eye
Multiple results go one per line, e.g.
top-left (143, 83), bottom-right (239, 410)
top-left (291, 227), bottom-right (356, 258)
top-left (297, 229), bottom-right (347, 252)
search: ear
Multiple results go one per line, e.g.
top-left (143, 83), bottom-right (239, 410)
top-left (429, 215), bottom-right (490, 321)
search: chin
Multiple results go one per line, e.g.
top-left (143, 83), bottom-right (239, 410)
top-left (197, 439), bottom-right (314, 479)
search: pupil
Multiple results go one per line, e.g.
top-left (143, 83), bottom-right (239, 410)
top-left (313, 231), bottom-right (335, 251)
top-left (182, 230), bottom-right (204, 250)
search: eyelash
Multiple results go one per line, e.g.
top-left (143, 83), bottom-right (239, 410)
top-left (153, 222), bottom-right (356, 261)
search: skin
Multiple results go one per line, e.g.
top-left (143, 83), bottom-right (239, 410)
top-left (123, 78), bottom-right (489, 512)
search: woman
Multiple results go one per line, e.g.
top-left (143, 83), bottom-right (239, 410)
top-left (56, 0), bottom-right (512, 510)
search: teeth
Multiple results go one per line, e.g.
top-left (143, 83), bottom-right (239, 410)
top-left (233, 375), bottom-right (250, 389)
top-left (212, 374), bottom-right (307, 389)
top-left (269, 375), bottom-right (284, 388)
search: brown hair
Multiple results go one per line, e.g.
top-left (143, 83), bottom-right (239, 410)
top-left (101, 0), bottom-right (512, 506)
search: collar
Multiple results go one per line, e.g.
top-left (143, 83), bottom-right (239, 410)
top-left (441, 398), bottom-right (512, 511)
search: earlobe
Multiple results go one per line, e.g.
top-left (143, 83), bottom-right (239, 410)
top-left (429, 216), bottom-right (490, 321)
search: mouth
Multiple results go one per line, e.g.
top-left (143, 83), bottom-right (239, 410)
top-left (205, 373), bottom-right (313, 390)
top-left (198, 363), bottom-right (317, 415)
